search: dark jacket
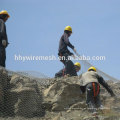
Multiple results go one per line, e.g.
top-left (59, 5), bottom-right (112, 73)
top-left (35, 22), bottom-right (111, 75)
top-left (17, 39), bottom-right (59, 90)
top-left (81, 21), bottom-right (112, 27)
top-left (0, 19), bottom-right (8, 48)
top-left (58, 32), bottom-right (74, 55)
top-left (79, 71), bottom-right (115, 96)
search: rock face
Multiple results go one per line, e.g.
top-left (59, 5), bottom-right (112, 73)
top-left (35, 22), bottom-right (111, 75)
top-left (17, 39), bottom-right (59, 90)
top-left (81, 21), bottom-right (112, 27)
top-left (42, 78), bottom-right (120, 120)
top-left (10, 74), bottom-right (43, 117)
top-left (0, 68), bottom-right (120, 120)
top-left (44, 81), bottom-right (85, 111)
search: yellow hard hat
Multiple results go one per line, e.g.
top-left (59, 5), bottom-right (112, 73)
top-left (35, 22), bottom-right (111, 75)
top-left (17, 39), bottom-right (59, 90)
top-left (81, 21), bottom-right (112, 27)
top-left (0, 10), bottom-right (10, 18)
top-left (74, 62), bottom-right (81, 69)
top-left (88, 66), bottom-right (96, 72)
top-left (64, 26), bottom-right (72, 32)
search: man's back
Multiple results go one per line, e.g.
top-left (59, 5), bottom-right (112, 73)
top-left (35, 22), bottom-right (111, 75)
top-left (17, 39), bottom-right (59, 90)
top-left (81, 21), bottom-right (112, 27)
top-left (80, 71), bottom-right (99, 86)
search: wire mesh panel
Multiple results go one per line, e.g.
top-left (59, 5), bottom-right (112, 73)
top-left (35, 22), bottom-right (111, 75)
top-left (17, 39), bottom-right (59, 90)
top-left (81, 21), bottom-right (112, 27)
top-left (74, 52), bottom-right (119, 81)
top-left (0, 67), bottom-right (46, 119)
top-left (0, 63), bottom-right (119, 119)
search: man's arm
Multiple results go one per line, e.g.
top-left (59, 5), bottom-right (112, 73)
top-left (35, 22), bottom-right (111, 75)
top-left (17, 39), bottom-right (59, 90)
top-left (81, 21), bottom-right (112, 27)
top-left (98, 76), bottom-right (115, 97)
top-left (0, 19), bottom-right (4, 35)
top-left (64, 34), bottom-right (74, 49)
top-left (0, 19), bottom-right (8, 47)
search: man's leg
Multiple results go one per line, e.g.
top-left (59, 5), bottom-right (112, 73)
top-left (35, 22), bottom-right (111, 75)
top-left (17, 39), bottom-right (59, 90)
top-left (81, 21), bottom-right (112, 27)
top-left (0, 48), bottom-right (6, 67)
top-left (86, 83), bottom-right (96, 113)
top-left (95, 95), bottom-right (102, 109)
top-left (58, 53), bottom-right (77, 76)
top-left (58, 53), bottom-right (68, 66)
top-left (61, 53), bottom-right (77, 76)
top-left (95, 88), bottom-right (102, 109)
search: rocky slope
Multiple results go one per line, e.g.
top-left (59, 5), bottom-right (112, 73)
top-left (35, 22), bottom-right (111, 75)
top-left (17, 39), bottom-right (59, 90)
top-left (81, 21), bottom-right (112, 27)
top-left (0, 68), bottom-right (120, 120)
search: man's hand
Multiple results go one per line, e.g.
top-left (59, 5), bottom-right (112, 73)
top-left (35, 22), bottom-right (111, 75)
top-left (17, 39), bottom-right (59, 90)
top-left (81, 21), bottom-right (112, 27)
top-left (2, 40), bottom-right (7, 47)
top-left (73, 48), bottom-right (77, 53)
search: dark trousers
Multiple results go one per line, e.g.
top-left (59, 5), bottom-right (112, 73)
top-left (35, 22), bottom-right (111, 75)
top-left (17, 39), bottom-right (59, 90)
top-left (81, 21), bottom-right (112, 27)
top-left (58, 53), bottom-right (77, 76)
top-left (86, 82), bottom-right (101, 113)
top-left (0, 47), bottom-right (6, 67)
top-left (58, 52), bottom-right (69, 65)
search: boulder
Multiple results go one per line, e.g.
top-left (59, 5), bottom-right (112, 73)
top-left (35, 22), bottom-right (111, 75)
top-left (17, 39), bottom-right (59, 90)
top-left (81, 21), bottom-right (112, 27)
top-left (43, 80), bottom-right (85, 111)
top-left (10, 74), bottom-right (43, 117)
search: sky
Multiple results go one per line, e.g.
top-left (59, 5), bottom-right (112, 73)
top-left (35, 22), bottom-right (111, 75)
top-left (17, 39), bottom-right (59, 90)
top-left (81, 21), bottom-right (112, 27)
top-left (1, 0), bottom-right (120, 79)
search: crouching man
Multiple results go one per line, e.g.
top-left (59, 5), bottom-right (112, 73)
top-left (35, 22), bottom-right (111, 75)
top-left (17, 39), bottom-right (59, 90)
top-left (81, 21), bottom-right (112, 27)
top-left (55, 62), bottom-right (81, 78)
top-left (79, 66), bottom-right (115, 115)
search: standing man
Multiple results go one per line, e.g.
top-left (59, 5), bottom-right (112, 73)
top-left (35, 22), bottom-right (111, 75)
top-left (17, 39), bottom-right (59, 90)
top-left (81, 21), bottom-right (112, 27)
top-left (0, 10), bottom-right (10, 67)
top-left (79, 66), bottom-right (115, 115)
top-left (58, 26), bottom-right (77, 76)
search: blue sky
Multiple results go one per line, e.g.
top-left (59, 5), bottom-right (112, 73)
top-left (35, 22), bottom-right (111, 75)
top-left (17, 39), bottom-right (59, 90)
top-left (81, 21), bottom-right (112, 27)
top-left (1, 0), bottom-right (120, 79)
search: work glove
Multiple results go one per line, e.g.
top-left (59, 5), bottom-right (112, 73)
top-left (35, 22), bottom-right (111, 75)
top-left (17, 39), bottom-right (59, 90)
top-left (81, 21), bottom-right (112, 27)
top-left (2, 40), bottom-right (7, 47)
top-left (71, 54), bottom-right (76, 59)
top-left (73, 48), bottom-right (77, 53)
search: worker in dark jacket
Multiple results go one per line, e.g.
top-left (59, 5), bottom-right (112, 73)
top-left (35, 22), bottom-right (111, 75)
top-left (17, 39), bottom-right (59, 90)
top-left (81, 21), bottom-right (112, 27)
top-left (0, 10), bottom-right (10, 67)
top-left (58, 26), bottom-right (77, 75)
top-left (55, 62), bottom-right (81, 78)
top-left (79, 66), bottom-right (115, 115)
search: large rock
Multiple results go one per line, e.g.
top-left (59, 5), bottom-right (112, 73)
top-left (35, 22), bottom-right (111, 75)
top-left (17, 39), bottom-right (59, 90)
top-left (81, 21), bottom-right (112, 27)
top-left (10, 74), bottom-right (43, 117)
top-left (43, 80), bottom-right (85, 111)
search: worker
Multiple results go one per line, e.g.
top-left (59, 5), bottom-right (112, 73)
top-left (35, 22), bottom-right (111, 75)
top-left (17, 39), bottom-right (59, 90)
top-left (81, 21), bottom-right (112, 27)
top-left (0, 10), bottom-right (10, 67)
top-left (79, 66), bottom-right (115, 115)
top-left (58, 26), bottom-right (77, 76)
top-left (55, 62), bottom-right (81, 78)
